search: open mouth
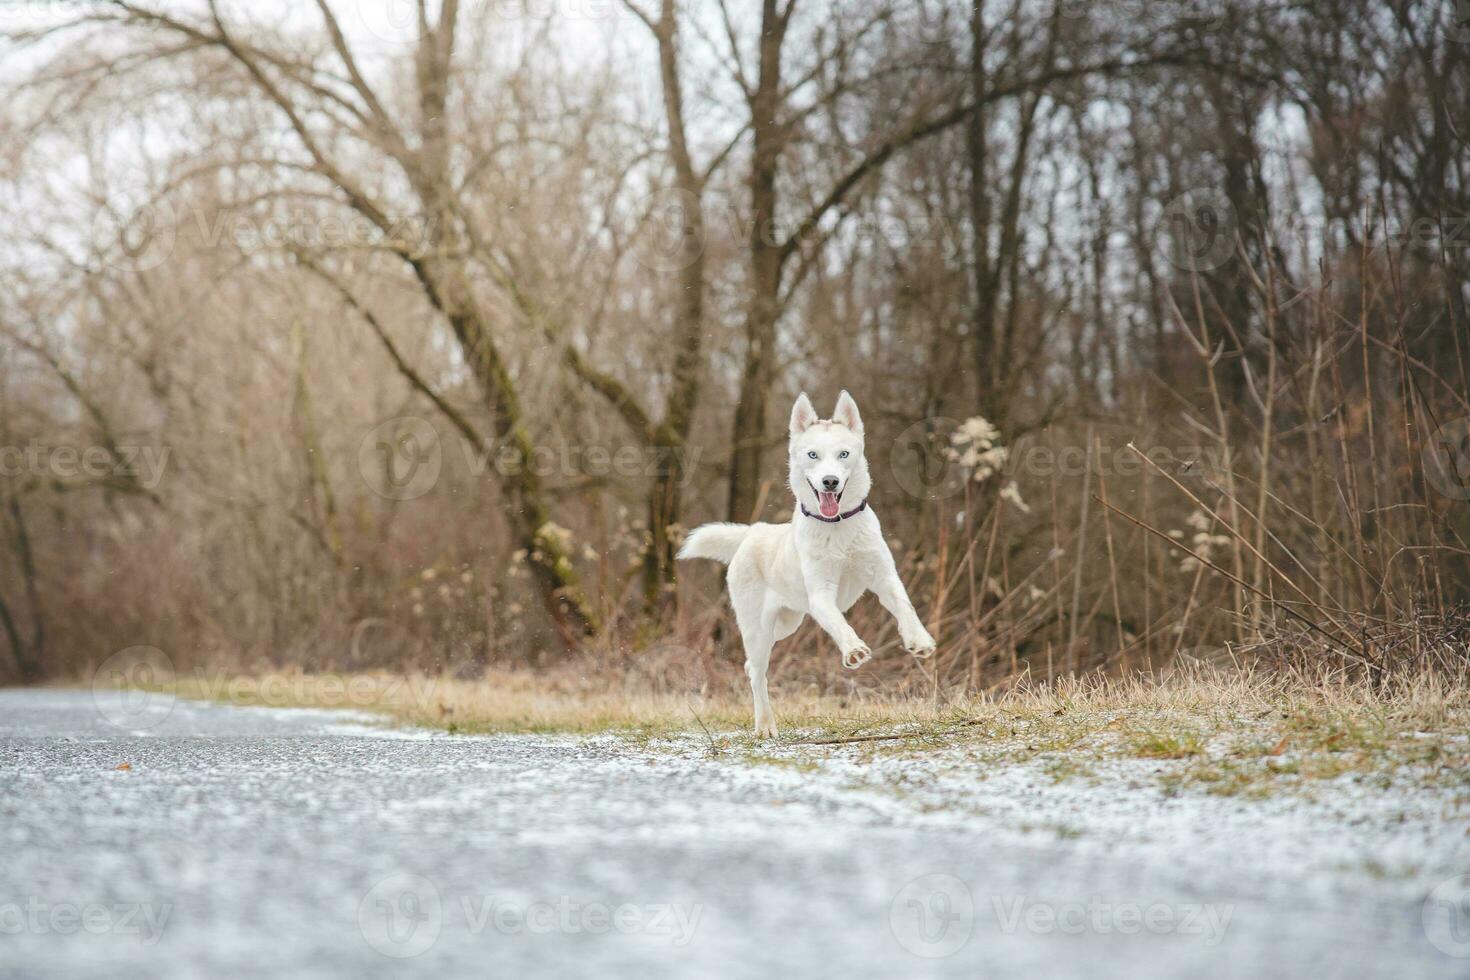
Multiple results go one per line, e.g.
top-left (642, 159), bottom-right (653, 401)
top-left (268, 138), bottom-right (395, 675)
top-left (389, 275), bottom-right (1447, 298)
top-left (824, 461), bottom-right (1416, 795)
top-left (808, 480), bottom-right (843, 518)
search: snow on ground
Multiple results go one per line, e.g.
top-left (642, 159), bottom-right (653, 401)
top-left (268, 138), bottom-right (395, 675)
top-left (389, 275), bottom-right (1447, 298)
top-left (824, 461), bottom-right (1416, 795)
top-left (649, 728), bottom-right (1470, 904)
top-left (2, 690), bottom-right (1468, 979)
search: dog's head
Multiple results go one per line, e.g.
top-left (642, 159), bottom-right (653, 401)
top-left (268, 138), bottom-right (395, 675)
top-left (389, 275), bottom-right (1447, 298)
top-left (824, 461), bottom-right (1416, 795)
top-left (788, 390), bottom-right (871, 520)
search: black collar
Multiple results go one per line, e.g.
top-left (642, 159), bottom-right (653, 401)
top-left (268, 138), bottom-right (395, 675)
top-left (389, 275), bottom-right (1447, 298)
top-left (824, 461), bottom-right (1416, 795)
top-left (800, 497), bottom-right (869, 523)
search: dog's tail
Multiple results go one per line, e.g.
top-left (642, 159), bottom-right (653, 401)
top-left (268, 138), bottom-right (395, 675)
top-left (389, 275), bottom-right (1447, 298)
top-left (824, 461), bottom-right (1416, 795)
top-left (676, 523), bottom-right (750, 565)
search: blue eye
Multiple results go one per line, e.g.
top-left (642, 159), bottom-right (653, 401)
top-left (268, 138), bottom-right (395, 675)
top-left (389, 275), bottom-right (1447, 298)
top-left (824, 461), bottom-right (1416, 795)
top-left (807, 451), bottom-right (818, 460)
top-left (839, 451), bottom-right (850, 459)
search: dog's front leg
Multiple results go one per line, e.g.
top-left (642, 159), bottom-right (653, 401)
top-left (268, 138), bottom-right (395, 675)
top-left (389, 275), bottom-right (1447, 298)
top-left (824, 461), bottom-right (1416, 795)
top-left (806, 583), bottom-right (871, 669)
top-left (872, 552), bottom-right (936, 658)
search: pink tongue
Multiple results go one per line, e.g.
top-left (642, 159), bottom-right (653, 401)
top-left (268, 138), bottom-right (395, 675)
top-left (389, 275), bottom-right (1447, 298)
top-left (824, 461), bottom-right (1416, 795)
top-left (818, 491), bottom-right (840, 518)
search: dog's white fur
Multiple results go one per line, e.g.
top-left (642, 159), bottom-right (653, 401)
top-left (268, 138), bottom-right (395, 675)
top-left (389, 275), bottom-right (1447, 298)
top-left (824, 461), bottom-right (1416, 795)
top-left (678, 391), bottom-right (936, 736)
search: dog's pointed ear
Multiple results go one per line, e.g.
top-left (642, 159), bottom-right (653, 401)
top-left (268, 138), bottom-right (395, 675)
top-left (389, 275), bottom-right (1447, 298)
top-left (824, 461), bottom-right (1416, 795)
top-left (833, 390), bottom-right (863, 435)
top-left (790, 392), bottom-right (818, 436)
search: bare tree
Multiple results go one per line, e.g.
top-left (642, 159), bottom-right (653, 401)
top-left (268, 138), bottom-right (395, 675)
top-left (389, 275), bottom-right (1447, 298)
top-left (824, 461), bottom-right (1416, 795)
top-left (59, 0), bottom-right (604, 640)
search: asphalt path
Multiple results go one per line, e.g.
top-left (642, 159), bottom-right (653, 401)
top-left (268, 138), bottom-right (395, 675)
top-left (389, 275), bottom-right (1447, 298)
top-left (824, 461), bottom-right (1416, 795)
top-left (0, 689), bottom-right (1464, 979)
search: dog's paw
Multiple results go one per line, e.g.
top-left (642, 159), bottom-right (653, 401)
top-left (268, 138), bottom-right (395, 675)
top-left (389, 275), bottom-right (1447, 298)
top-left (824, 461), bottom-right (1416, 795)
top-left (841, 643), bottom-right (872, 670)
top-left (753, 714), bottom-right (780, 739)
top-left (904, 633), bottom-right (937, 659)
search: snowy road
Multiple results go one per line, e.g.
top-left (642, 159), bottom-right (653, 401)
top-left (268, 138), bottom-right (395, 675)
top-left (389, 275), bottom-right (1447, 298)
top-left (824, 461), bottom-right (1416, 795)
top-left (1, 689), bottom-right (1467, 979)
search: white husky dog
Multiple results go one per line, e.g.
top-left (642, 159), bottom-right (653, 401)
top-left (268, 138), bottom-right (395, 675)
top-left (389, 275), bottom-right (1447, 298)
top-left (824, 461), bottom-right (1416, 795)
top-left (678, 391), bottom-right (936, 736)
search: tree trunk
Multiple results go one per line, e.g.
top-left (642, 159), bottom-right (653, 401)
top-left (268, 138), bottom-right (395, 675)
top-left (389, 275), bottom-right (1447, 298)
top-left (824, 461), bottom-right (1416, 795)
top-left (728, 0), bottom-right (790, 523)
top-left (967, 1), bottom-right (996, 419)
top-left (5, 494), bottom-right (44, 678)
top-left (634, 0), bottom-right (709, 614)
top-left (410, 3), bottom-right (598, 641)
top-left (447, 307), bottom-right (599, 640)
top-left (0, 586), bottom-right (37, 681)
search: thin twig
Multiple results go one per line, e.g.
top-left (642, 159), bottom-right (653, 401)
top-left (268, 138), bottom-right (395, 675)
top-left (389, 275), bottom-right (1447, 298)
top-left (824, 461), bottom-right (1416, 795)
top-left (1092, 494), bottom-right (1369, 665)
top-left (688, 703), bottom-right (722, 757)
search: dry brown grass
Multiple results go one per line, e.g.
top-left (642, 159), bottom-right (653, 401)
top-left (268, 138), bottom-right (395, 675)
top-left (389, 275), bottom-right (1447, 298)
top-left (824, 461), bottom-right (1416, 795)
top-left (152, 667), bottom-right (939, 736)
top-left (105, 660), bottom-right (1469, 746)
top-left (81, 659), bottom-right (1470, 798)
